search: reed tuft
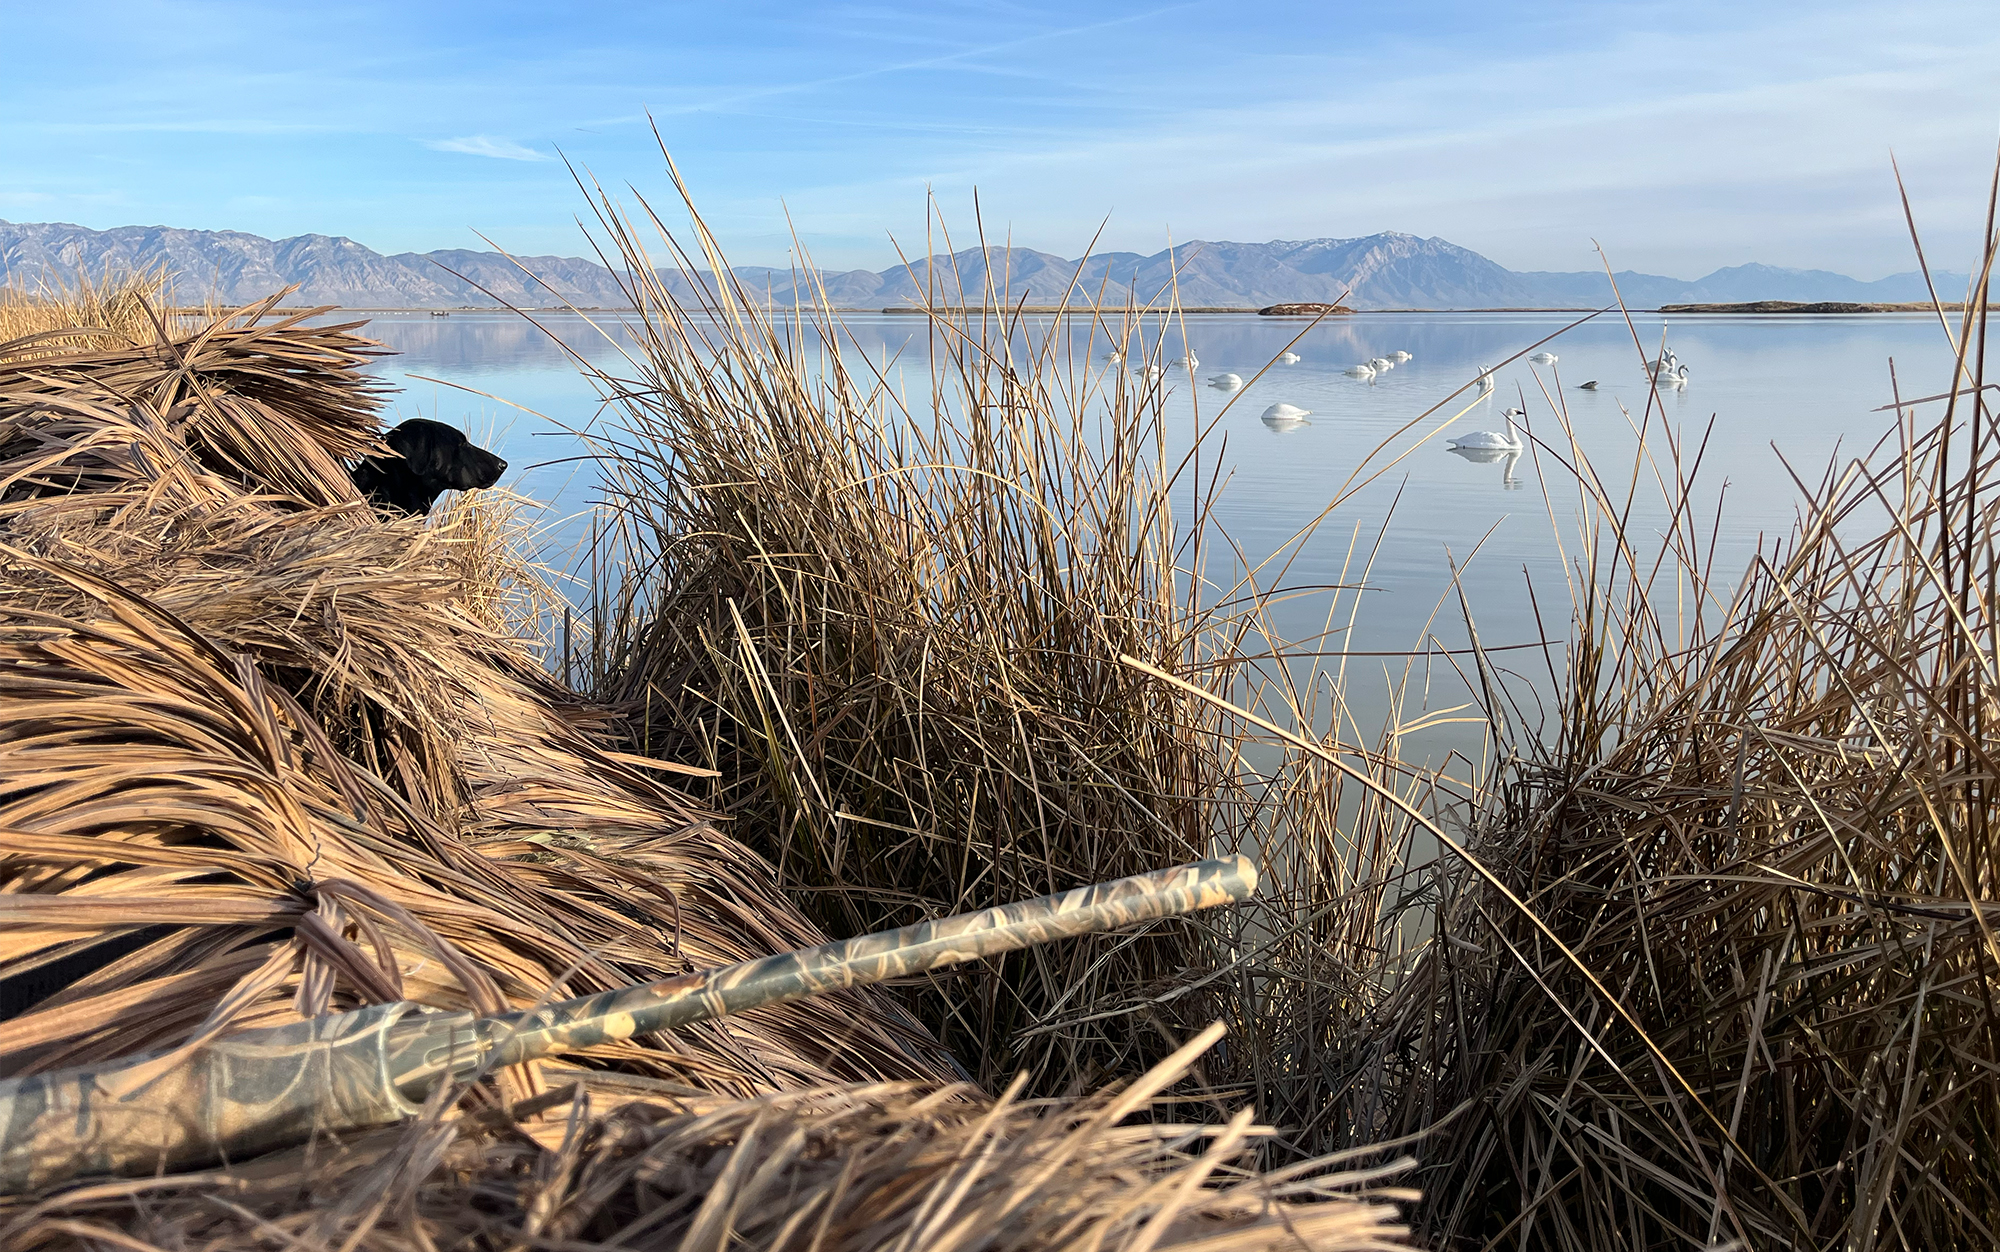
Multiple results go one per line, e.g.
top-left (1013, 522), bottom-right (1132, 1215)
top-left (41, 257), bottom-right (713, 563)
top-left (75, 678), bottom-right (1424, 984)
top-left (565, 160), bottom-right (1430, 1097)
top-left (570, 145), bottom-right (2000, 1248)
top-left (0, 267), bottom-right (181, 359)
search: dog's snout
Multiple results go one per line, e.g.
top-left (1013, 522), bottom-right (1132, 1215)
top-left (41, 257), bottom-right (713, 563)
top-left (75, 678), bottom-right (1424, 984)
top-left (473, 451), bottom-right (506, 488)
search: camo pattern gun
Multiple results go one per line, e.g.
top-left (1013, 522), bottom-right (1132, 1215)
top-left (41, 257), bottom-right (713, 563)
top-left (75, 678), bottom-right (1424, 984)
top-left (0, 855), bottom-right (1255, 1193)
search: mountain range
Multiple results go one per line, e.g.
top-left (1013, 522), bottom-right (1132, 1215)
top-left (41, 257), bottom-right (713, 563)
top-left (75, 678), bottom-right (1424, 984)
top-left (0, 219), bottom-right (1966, 311)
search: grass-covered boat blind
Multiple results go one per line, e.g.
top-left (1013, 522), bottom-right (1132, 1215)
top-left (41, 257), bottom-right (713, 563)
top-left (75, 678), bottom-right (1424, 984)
top-left (0, 298), bottom-right (966, 1092)
top-left (1, 1028), bottom-right (1418, 1251)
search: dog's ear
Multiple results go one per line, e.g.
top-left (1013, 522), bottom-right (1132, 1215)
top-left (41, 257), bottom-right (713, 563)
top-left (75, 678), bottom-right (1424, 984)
top-left (386, 422), bottom-right (451, 482)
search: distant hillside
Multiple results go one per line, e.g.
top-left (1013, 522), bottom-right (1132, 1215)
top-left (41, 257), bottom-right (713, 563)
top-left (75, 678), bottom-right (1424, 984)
top-left (0, 219), bottom-right (1966, 311)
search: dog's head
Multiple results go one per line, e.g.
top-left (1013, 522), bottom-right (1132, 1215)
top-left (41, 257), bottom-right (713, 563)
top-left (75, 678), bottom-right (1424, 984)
top-left (387, 418), bottom-right (508, 493)
top-left (354, 418), bottom-right (508, 515)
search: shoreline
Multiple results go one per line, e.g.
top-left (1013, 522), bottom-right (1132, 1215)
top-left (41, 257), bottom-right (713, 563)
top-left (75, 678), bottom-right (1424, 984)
top-left (1658, 299), bottom-right (1992, 314)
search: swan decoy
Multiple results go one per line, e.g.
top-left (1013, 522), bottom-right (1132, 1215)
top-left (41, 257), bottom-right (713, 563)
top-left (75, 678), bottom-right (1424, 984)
top-left (1578, 380), bottom-right (1599, 390)
top-left (1278, 351), bottom-right (1301, 364)
top-left (1447, 406), bottom-right (1525, 452)
top-left (1344, 363), bottom-right (1377, 378)
top-left (1391, 350), bottom-right (1412, 361)
top-left (1261, 403), bottom-right (1311, 430)
top-left (1208, 372), bottom-right (1243, 389)
top-left (1529, 351), bottom-right (1558, 365)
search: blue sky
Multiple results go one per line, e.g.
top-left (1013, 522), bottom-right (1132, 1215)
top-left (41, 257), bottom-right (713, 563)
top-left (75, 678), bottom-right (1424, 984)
top-left (4, 0), bottom-right (1997, 278)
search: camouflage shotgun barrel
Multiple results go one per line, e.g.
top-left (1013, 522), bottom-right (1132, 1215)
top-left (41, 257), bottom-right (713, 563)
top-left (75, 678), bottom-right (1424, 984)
top-left (0, 855), bottom-right (1255, 1193)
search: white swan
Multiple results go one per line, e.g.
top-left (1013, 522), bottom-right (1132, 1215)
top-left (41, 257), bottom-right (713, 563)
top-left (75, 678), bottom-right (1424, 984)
top-left (1368, 356), bottom-right (1394, 370)
top-left (1447, 406), bottom-right (1525, 452)
top-left (1133, 363), bottom-right (1164, 380)
top-left (1530, 351), bottom-right (1558, 365)
top-left (1208, 372), bottom-right (1243, 389)
top-left (1474, 368), bottom-right (1496, 395)
top-left (1344, 363), bottom-right (1377, 378)
top-left (1261, 403), bottom-right (1311, 429)
top-left (1175, 353), bottom-right (1200, 369)
top-left (1105, 349), bottom-right (1125, 363)
top-left (1392, 350), bottom-right (1412, 361)
top-left (1278, 351), bottom-right (1301, 364)
top-left (1648, 360), bottom-right (1689, 385)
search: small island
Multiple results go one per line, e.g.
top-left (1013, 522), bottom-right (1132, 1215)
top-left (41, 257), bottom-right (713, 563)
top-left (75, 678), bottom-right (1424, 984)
top-left (1258, 301), bottom-right (1355, 316)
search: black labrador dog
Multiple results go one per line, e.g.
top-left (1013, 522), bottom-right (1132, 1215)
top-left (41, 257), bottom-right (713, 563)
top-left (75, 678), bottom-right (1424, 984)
top-left (352, 418), bottom-right (508, 515)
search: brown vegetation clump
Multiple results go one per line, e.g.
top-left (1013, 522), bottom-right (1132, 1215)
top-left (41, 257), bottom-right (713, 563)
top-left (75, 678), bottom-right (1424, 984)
top-left (0, 291), bottom-right (1419, 1249)
top-left (1285, 276), bottom-right (2000, 1246)
top-left (0, 296), bottom-right (955, 1096)
top-left (0, 1029), bottom-right (1417, 1252)
top-left (0, 268), bottom-right (183, 359)
top-left (559, 147), bottom-right (2000, 1250)
top-left (561, 165), bottom-right (1428, 1097)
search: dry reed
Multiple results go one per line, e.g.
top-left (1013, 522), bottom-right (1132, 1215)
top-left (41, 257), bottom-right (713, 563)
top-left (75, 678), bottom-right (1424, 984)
top-left (555, 159), bottom-right (1434, 1100)
top-left (0, 1029), bottom-right (1416, 1252)
top-left (560, 144), bottom-right (2000, 1249)
top-left (0, 287), bottom-right (1418, 1251)
top-left (0, 268), bottom-right (182, 359)
top-left (1307, 261), bottom-right (2000, 1245)
top-left (0, 294), bottom-right (960, 1100)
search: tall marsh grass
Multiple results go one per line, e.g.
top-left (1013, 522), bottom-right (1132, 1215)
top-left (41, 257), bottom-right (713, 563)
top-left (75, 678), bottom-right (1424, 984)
top-left (568, 149), bottom-right (2000, 1249)
top-left (561, 164), bottom-right (1441, 1097)
top-left (0, 294), bottom-right (1418, 1250)
top-left (0, 267), bottom-right (180, 358)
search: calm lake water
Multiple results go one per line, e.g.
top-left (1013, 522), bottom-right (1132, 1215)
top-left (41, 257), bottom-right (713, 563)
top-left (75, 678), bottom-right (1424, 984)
top-left (343, 309), bottom-right (1968, 763)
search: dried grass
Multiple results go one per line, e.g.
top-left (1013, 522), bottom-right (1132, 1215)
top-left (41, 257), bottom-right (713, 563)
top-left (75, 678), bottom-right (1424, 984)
top-left (559, 159), bottom-right (1428, 1100)
top-left (556, 144), bottom-right (2000, 1249)
top-left (0, 268), bottom-right (182, 360)
top-left (0, 289), bottom-right (1418, 1250)
top-left (0, 1030), bottom-right (1415, 1252)
top-left (0, 296), bottom-right (960, 1101)
top-left (1312, 313), bottom-right (2000, 1245)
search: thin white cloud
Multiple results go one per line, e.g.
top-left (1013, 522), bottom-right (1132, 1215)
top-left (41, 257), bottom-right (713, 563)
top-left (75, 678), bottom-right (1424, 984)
top-left (423, 135), bottom-right (550, 162)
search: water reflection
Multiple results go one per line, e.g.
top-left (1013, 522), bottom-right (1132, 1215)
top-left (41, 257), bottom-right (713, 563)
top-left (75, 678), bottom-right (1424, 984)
top-left (328, 307), bottom-right (1961, 759)
top-left (1261, 402), bottom-right (1312, 432)
top-left (1447, 445), bottom-right (1525, 489)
